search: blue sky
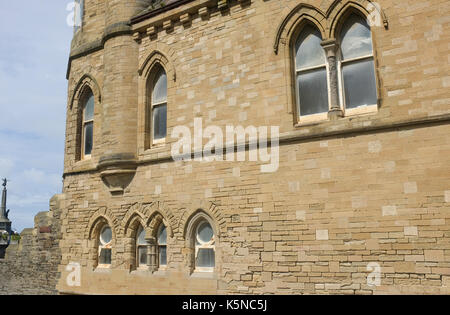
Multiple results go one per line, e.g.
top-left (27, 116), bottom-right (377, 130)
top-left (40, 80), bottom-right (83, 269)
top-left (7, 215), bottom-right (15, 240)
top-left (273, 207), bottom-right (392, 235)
top-left (0, 1), bottom-right (74, 231)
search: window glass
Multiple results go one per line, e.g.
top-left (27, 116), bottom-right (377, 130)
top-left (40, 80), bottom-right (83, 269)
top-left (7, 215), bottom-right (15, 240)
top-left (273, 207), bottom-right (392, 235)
top-left (196, 248), bottom-right (215, 268)
top-left (340, 14), bottom-right (373, 60)
top-left (138, 247), bottom-right (148, 266)
top-left (295, 25), bottom-right (325, 69)
top-left (137, 226), bottom-right (146, 244)
top-left (99, 248), bottom-right (111, 265)
top-left (295, 25), bottom-right (329, 117)
top-left (158, 225), bottom-right (167, 245)
top-left (197, 222), bottom-right (213, 244)
top-left (153, 104), bottom-right (167, 140)
top-left (297, 68), bottom-right (329, 116)
top-left (342, 59), bottom-right (377, 108)
top-left (84, 94), bottom-right (94, 121)
top-left (100, 226), bottom-right (112, 245)
top-left (152, 69), bottom-right (167, 104)
top-left (84, 122), bottom-right (93, 156)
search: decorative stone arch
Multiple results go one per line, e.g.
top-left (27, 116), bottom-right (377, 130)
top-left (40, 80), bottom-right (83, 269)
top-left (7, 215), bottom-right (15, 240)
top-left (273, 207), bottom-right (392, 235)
top-left (69, 74), bottom-right (102, 110)
top-left (138, 46), bottom-right (176, 82)
top-left (179, 201), bottom-right (226, 239)
top-left (85, 207), bottom-right (119, 269)
top-left (328, 0), bottom-right (388, 38)
top-left (179, 201), bottom-right (225, 274)
top-left (121, 201), bottom-right (176, 238)
top-left (143, 201), bottom-right (176, 238)
top-left (122, 203), bottom-right (147, 238)
top-left (273, 3), bottom-right (327, 55)
top-left (86, 207), bottom-right (119, 240)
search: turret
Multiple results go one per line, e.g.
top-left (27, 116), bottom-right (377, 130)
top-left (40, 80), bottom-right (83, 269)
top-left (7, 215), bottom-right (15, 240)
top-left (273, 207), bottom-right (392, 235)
top-left (98, 1), bottom-right (151, 193)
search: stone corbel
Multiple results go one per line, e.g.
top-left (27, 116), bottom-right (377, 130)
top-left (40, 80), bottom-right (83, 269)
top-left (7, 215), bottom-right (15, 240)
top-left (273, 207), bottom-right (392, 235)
top-left (98, 156), bottom-right (137, 195)
top-left (321, 39), bottom-right (343, 120)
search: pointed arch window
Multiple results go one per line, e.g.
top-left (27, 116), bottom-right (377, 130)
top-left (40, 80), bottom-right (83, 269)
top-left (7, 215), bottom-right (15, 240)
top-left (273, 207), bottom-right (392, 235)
top-left (98, 225), bottom-right (112, 267)
top-left (194, 221), bottom-right (215, 271)
top-left (81, 90), bottom-right (94, 158)
top-left (294, 25), bottom-right (329, 118)
top-left (149, 66), bottom-right (167, 145)
top-left (339, 14), bottom-right (377, 110)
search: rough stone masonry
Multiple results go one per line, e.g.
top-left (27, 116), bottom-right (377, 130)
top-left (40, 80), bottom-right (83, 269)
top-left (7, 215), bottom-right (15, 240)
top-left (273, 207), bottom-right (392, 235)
top-left (1, 0), bottom-right (449, 295)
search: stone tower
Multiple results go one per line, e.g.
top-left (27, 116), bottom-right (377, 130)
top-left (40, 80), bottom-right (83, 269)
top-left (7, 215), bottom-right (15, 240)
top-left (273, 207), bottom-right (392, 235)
top-left (0, 179), bottom-right (12, 259)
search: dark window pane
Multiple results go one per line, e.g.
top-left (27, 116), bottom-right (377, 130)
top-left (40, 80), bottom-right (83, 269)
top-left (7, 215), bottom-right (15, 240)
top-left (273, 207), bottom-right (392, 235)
top-left (295, 25), bottom-right (325, 69)
top-left (340, 14), bottom-right (373, 60)
top-left (196, 248), bottom-right (215, 268)
top-left (84, 93), bottom-right (94, 121)
top-left (99, 248), bottom-right (111, 265)
top-left (84, 122), bottom-right (93, 155)
top-left (153, 104), bottom-right (167, 140)
top-left (343, 59), bottom-right (377, 109)
top-left (297, 68), bottom-right (329, 116)
top-left (138, 246), bottom-right (148, 266)
top-left (159, 246), bottom-right (167, 266)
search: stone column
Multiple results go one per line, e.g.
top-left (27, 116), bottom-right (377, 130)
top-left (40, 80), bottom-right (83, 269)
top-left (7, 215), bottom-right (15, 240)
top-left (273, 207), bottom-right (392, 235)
top-left (146, 237), bottom-right (157, 272)
top-left (321, 39), bottom-right (343, 120)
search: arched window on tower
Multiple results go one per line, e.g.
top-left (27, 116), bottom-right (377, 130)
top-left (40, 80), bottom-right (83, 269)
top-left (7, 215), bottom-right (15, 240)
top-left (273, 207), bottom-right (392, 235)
top-left (339, 13), bottom-right (377, 110)
top-left (294, 25), bottom-right (329, 119)
top-left (149, 66), bottom-right (167, 145)
top-left (81, 90), bottom-right (94, 158)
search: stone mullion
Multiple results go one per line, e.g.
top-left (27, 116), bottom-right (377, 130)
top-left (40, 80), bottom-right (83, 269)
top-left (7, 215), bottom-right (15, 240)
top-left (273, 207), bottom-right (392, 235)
top-left (321, 39), bottom-right (343, 120)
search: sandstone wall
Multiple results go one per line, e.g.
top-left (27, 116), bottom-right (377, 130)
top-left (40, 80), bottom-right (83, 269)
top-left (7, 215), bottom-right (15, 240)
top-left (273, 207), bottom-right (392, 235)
top-left (58, 0), bottom-right (450, 294)
top-left (0, 195), bottom-right (64, 295)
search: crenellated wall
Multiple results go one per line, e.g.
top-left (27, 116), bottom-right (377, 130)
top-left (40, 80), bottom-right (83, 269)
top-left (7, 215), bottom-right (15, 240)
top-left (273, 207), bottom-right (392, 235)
top-left (0, 195), bottom-right (64, 295)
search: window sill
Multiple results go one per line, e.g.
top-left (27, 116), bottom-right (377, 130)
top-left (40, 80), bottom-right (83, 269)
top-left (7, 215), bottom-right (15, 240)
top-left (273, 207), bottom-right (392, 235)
top-left (190, 270), bottom-right (216, 279)
top-left (343, 104), bottom-right (378, 117)
top-left (94, 265), bottom-right (112, 273)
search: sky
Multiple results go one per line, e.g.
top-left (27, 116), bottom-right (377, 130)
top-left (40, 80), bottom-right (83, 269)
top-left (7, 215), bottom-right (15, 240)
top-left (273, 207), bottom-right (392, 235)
top-left (0, 1), bottom-right (74, 231)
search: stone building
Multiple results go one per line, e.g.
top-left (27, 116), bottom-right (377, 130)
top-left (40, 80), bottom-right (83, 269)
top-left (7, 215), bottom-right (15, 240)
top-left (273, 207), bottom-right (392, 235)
top-left (53, 0), bottom-right (450, 294)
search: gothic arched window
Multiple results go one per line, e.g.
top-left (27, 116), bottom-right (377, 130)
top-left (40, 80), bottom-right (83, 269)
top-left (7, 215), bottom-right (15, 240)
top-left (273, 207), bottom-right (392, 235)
top-left (194, 220), bottom-right (215, 271)
top-left (81, 90), bottom-right (94, 158)
top-left (339, 14), bottom-right (377, 110)
top-left (149, 66), bottom-right (167, 145)
top-left (294, 25), bottom-right (329, 118)
top-left (98, 225), bottom-right (112, 267)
